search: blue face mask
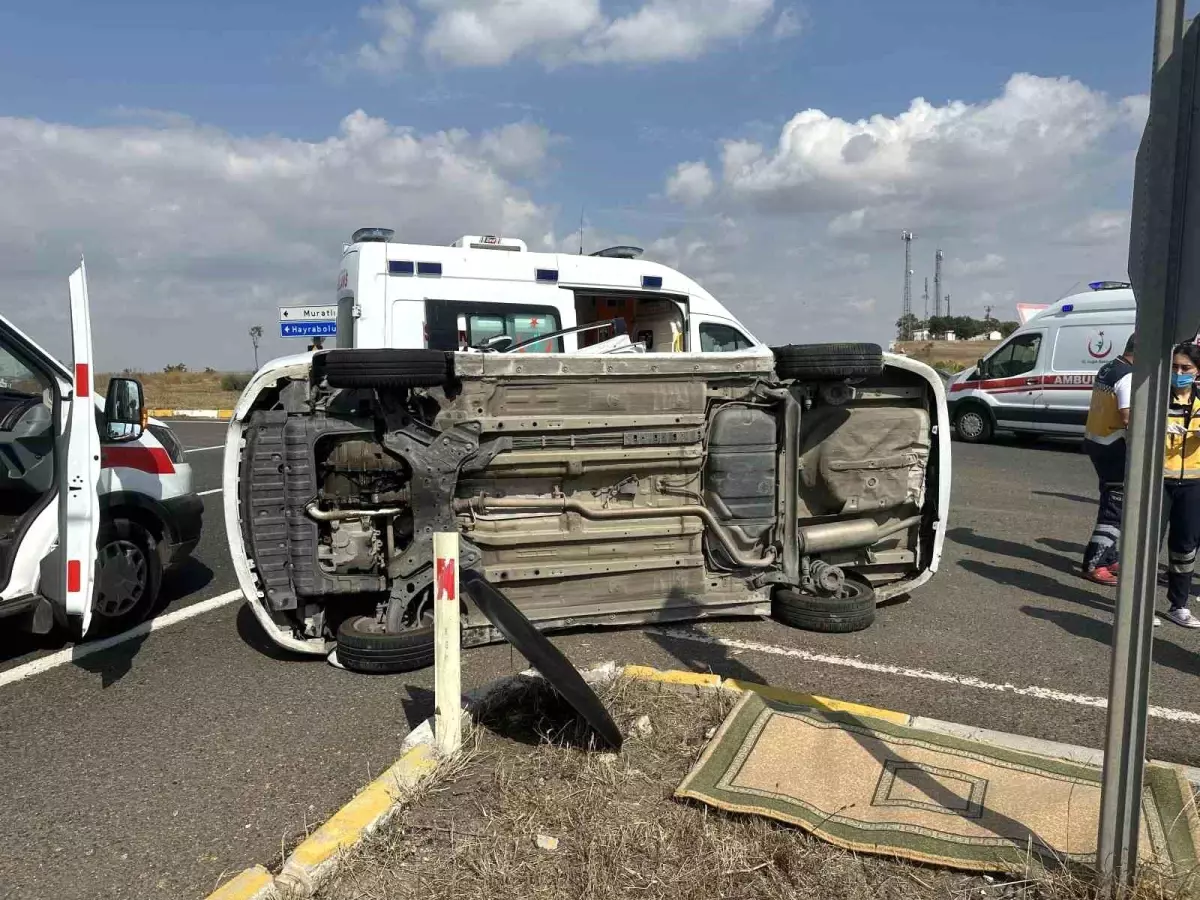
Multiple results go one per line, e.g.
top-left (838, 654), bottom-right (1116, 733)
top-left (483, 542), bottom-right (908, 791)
top-left (1174, 372), bottom-right (1195, 390)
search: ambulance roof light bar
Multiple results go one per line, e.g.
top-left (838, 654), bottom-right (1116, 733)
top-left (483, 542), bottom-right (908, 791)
top-left (452, 235), bottom-right (527, 251)
top-left (351, 227), bottom-right (395, 243)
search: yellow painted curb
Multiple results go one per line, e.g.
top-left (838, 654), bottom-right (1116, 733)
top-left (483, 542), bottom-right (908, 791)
top-left (204, 865), bottom-right (272, 900)
top-left (278, 742), bottom-right (438, 888)
top-left (618, 664), bottom-right (911, 726)
top-left (622, 665), bottom-right (723, 689)
top-left (719, 678), bottom-right (912, 726)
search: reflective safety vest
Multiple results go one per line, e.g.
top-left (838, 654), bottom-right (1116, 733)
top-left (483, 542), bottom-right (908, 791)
top-left (1164, 391), bottom-right (1200, 480)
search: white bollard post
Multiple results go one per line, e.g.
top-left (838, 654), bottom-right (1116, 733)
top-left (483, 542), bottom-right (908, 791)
top-left (433, 531), bottom-right (462, 755)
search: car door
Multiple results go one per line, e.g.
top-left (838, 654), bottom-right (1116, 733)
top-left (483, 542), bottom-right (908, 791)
top-left (59, 261), bottom-right (101, 635)
top-left (976, 330), bottom-right (1046, 430)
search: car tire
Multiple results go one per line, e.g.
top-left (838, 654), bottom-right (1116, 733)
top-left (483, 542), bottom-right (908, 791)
top-left (771, 579), bottom-right (876, 634)
top-left (88, 519), bottom-right (163, 636)
top-left (314, 349), bottom-right (453, 390)
top-left (770, 343), bottom-right (885, 381)
top-left (335, 615), bottom-right (435, 674)
top-left (953, 404), bottom-right (994, 443)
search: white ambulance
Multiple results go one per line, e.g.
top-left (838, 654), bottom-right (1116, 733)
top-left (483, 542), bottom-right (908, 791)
top-left (333, 229), bottom-right (770, 356)
top-left (1, 262), bottom-right (202, 639)
top-left (946, 282), bottom-right (1136, 443)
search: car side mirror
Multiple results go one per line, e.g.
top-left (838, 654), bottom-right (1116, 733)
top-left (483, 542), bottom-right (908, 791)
top-left (104, 377), bottom-right (145, 442)
top-left (976, 358), bottom-right (986, 378)
top-left (479, 334), bottom-right (514, 352)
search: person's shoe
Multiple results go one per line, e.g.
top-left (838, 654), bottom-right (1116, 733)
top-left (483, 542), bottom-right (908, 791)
top-left (1084, 566), bottom-right (1119, 586)
top-left (1110, 563), bottom-right (1120, 576)
top-left (1165, 607), bottom-right (1200, 629)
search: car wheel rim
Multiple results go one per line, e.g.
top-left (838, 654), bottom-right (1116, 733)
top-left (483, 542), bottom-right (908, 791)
top-left (94, 539), bottom-right (147, 619)
top-left (958, 411), bottom-right (984, 439)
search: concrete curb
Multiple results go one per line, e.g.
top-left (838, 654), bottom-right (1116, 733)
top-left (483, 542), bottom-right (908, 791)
top-left (201, 662), bottom-right (1200, 899)
top-left (148, 408), bottom-right (233, 420)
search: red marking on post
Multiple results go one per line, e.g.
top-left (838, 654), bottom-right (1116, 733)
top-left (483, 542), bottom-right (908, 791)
top-left (67, 560), bottom-right (81, 594)
top-left (75, 364), bottom-right (90, 398)
top-left (435, 557), bottom-right (456, 602)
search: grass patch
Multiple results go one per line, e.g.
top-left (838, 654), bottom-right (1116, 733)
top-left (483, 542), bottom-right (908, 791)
top-left (310, 676), bottom-right (1182, 900)
top-left (97, 370), bottom-right (249, 409)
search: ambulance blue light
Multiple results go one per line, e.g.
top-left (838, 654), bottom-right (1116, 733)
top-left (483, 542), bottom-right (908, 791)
top-left (536, 268), bottom-right (559, 283)
top-left (417, 262), bottom-right (443, 276)
top-left (1062, 303), bottom-right (1075, 312)
top-left (642, 275), bottom-right (663, 289)
top-left (388, 260), bottom-right (414, 275)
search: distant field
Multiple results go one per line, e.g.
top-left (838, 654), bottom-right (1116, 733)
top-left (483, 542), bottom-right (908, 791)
top-left (98, 371), bottom-right (248, 410)
top-left (894, 340), bottom-right (1000, 370)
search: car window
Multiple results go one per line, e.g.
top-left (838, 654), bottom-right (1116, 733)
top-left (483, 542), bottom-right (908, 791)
top-left (699, 323), bottom-right (753, 353)
top-left (0, 344), bottom-right (50, 399)
top-left (987, 333), bottom-right (1042, 378)
top-left (427, 300), bottom-right (564, 353)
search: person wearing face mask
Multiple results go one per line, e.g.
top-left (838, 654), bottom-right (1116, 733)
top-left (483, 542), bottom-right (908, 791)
top-left (1081, 333), bottom-right (1136, 585)
top-left (1160, 341), bottom-right (1200, 628)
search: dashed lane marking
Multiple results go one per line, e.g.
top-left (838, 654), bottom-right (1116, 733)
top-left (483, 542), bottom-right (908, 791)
top-left (185, 445), bottom-right (225, 454)
top-left (648, 627), bottom-right (1200, 726)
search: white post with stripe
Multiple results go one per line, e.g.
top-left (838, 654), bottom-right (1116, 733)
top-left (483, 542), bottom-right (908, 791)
top-left (433, 531), bottom-right (462, 755)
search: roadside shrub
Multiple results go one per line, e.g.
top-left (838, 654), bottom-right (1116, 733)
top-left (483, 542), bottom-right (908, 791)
top-left (220, 373), bottom-right (252, 392)
top-left (931, 360), bottom-right (966, 373)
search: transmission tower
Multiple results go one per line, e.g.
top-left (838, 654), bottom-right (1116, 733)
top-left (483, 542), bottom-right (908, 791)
top-left (984, 304), bottom-right (994, 321)
top-left (923, 277), bottom-right (930, 319)
top-left (900, 230), bottom-right (915, 340)
top-left (945, 293), bottom-right (952, 317)
top-left (934, 249), bottom-right (944, 318)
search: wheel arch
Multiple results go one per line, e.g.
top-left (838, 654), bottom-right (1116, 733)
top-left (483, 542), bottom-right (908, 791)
top-left (98, 491), bottom-right (170, 563)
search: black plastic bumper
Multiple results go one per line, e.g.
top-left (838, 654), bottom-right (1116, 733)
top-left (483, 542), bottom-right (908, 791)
top-left (161, 492), bottom-right (204, 564)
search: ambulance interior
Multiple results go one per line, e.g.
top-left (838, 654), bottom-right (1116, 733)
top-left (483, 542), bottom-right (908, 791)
top-left (573, 293), bottom-right (685, 353)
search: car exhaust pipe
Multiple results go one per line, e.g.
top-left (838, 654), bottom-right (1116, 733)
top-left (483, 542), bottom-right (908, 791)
top-left (797, 516), bottom-right (922, 554)
top-left (454, 496), bottom-right (777, 569)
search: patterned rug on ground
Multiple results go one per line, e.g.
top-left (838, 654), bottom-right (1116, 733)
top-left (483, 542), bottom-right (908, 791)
top-left (676, 690), bottom-right (1200, 877)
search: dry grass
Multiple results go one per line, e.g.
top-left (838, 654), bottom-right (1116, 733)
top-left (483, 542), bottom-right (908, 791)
top-left (308, 677), bottom-right (1186, 900)
top-left (896, 340), bottom-right (1000, 368)
top-left (97, 370), bottom-right (247, 409)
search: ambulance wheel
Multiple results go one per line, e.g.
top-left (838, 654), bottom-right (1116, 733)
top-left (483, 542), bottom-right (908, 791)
top-left (953, 404), bottom-right (993, 443)
top-left (314, 349), bottom-right (453, 390)
top-left (771, 579), bottom-right (876, 634)
top-left (74, 519), bottom-right (163, 639)
top-left (335, 616), bottom-right (435, 674)
top-left (770, 343), bottom-right (884, 381)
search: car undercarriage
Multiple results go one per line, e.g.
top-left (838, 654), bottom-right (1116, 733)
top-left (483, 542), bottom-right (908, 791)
top-left (227, 344), bottom-right (949, 673)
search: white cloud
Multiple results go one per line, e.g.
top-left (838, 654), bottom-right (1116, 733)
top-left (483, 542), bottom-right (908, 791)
top-left (947, 253), bottom-right (1006, 277)
top-left (687, 74), bottom-right (1131, 216)
top-left (356, 0), bottom-right (417, 73)
top-left (646, 74), bottom-right (1145, 347)
top-left (478, 121), bottom-right (558, 176)
top-left (353, 0), bottom-right (777, 70)
top-left (665, 160), bottom-right (715, 206)
top-left (771, 6), bottom-right (803, 39)
top-left (0, 111), bottom-right (553, 370)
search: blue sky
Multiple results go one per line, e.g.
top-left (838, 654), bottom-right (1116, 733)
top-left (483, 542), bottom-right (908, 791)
top-left (0, 0), bottom-right (1187, 368)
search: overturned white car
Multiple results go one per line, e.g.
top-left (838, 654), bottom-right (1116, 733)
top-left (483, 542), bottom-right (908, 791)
top-left (223, 342), bottom-right (950, 673)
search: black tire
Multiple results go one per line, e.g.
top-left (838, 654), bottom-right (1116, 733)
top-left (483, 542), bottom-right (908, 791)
top-left (314, 349), bottom-right (452, 390)
top-left (772, 579), bottom-right (876, 634)
top-left (770, 343), bottom-right (884, 381)
top-left (335, 616), bottom-right (435, 674)
top-left (88, 519), bottom-right (163, 637)
top-left (953, 403), bottom-right (994, 443)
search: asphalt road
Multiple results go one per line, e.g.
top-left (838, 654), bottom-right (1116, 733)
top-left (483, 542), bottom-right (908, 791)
top-left (3, 423), bottom-right (1200, 899)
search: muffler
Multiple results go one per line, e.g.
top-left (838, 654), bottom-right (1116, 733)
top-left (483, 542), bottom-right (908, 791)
top-left (798, 516), bottom-right (922, 554)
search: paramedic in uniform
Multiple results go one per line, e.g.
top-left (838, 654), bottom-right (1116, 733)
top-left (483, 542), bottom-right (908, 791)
top-left (1081, 333), bottom-right (1135, 586)
top-left (1160, 342), bottom-right (1200, 628)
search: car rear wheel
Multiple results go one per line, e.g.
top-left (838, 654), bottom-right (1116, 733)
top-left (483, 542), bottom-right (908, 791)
top-left (314, 349), bottom-right (453, 390)
top-left (89, 519), bottom-right (163, 636)
top-left (953, 404), bottom-right (993, 443)
top-left (771, 578), bottom-right (876, 633)
top-left (770, 343), bottom-right (885, 381)
top-left (335, 615), bottom-right (435, 674)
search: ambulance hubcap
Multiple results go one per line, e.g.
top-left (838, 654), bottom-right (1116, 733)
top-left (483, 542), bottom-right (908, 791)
top-left (958, 411), bottom-right (985, 440)
top-left (94, 540), bottom-right (147, 619)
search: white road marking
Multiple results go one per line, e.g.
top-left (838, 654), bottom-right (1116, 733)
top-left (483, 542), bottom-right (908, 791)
top-left (649, 627), bottom-right (1200, 726)
top-left (185, 445), bottom-right (225, 454)
top-left (0, 590), bottom-right (243, 688)
top-left (198, 488), bottom-right (222, 496)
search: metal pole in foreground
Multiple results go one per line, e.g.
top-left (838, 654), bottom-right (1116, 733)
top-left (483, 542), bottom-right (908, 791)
top-left (1096, 0), bottom-right (1188, 888)
top-left (433, 531), bottom-right (462, 755)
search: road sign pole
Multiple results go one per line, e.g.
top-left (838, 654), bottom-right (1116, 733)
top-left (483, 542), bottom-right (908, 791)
top-left (1097, 0), bottom-right (1190, 888)
top-left (433, 531), bottom-right (462, 756)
